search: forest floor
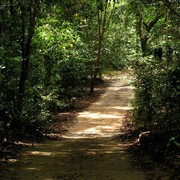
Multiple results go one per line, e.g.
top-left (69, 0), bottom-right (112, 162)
top-left (0, 72), bottom-right (179, 179)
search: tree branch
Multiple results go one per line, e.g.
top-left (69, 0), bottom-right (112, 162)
top-left (163, 0), bottom-right (180, 18)
top-left (144, 13), bottom-right (163, 33)
top-left (105, 0), bottom-right (116, 33)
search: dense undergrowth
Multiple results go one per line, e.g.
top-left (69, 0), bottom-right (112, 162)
top-left (130, 55), bottom-right (180, 179)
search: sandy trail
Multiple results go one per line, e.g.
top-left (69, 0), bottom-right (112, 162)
top-left (65, 76), bottom-right (134, 139)
top-left (0, 75), bottom-right (146, 180)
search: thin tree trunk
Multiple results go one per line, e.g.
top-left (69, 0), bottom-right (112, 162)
top-left (90, 0), bottom-right (110, 94)
top-left (16, 1), bottom-right (39, 124)
top-left (90, 11), bottom-right (103, 94)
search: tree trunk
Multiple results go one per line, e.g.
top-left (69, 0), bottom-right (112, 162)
top-left (135, 7), bottom-right (162, 57)
top-left (140, 36), bottom-right (149, 57)
top-left (15, 1), bottom-right (39, 128)
top-left (90, 1), bottom-right (106, 94)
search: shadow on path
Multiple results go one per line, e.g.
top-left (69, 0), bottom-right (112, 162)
top-left (0, 75), bottom-right (146, 180)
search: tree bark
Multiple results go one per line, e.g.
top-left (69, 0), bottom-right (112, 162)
top-left (16, 1), bottom-right (39, 117)
top-left (90, 0), bottom-right (113, 94)
top-left (140, 36), bottom-right (149, 57)
top-left (136, 8), bottom-right (162, 57)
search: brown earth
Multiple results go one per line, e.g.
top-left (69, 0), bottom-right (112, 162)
top-left (0, 73), bottom-right (147, 180)
top-left (0, 73), bottom-right (176, 180)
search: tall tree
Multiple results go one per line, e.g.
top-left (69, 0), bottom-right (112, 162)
top-left (0, 0), bottom-right (41, 130)
top-left (90, 0), bottom-right (116, 93)
top-left (17, 0), bottom-right (40, 116)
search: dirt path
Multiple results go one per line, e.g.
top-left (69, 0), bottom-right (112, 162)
top-left (0, 75), bottom-right (146, 180)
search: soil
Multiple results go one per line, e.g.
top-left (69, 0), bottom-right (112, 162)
top-left (0, 72), bottom-right (178, 179)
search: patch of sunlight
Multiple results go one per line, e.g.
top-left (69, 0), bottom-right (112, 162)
top-left (78, 112), bottom-right (124, 119)
top-left (86, 151), bottom-right (97, 155)
top-left (28, 151), bottom-right (54, 156)
top-left (108, 87), bottom-right (121, 90)
top-left (112, 106), bottom-right (132, 110)
top-left (104, 151), bottom-right (117, 154)
top-left (97, 125), bottom-right (116, 129)
top-left (119, 86), bottom-right (135, 89)
top-left (77, 127), bottom-right (100, 134)
top-left (8, 159), bottom-right (18, 163)
top-left (25, 167), bottom-right (40, 171)
top-left (77, 125), bottom-right (118, 135)
top-left (26, 151), bottom-right (71, 157)
top-left (64, 124), bottom-right (122, 138)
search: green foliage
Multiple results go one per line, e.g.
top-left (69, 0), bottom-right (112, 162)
top-left (132, 56), bottom-right (154, 127)
top-left (102, 2), bottom-right (137, 70)
top-left (34, 19), bottom-right (89, 110)
top-left (132, 55), bottom-right (180, 130)
top-left (0, 0), bottom-right (179, 140)
top-left (130, 0), bottom-right (180, 132)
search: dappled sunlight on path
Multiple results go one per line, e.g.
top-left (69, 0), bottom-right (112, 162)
top-left (0, 75), bottom-right (146, 180)
top-left (64, 77), bottom-right (134, 139)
